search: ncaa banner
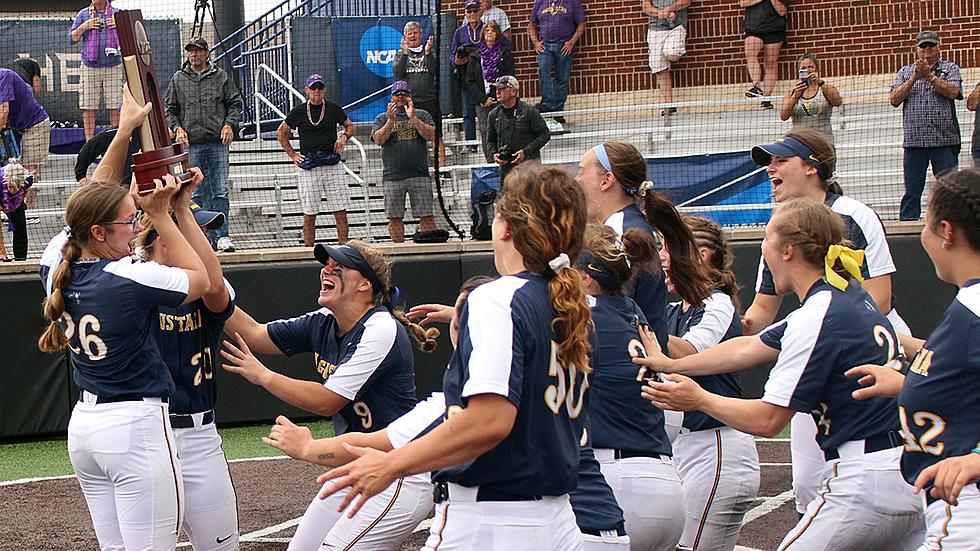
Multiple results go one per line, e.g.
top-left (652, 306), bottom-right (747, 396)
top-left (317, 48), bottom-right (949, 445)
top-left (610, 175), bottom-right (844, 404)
top-left (331, 16), bottom-right (434, 122)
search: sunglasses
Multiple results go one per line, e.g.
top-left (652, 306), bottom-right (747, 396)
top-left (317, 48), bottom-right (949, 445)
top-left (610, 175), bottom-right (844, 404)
top-left (104, 209), bottom-right (143, 233)
top-left (309, 84), bottom-right (325, 90)
top-left (465, 7), bottom-right (478, 12)
top-left (918, 43), bottom-right (937, 49)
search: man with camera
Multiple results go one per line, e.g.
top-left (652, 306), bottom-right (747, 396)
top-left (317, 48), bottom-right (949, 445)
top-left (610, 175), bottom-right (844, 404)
top-left (889, 30), bottom-right (962, 221)
top-left (371, 81), bottom-right (439, 243)
top-left (69, 0), bottom-right (122, 140)
top-left (485, 76), bottom-right (550, 185)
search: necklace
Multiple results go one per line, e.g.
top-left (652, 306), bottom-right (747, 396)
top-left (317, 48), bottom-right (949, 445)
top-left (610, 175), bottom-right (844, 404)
top-left (468, 23), bottom-right (481, 43)
top-left (307, 101), bottom-right (325, 126)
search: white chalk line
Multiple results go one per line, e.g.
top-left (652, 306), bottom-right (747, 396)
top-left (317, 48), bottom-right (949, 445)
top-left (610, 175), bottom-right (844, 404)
top-left (743, 489), bottom-right (796, 524)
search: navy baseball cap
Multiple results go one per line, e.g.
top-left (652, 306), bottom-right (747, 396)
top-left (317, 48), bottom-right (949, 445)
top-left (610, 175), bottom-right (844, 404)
top-left (314, 243), bottom-right (382, 294)
top-left (391, 80), bottom-right (412, 96)
top-left (190, 202), bottom-right (225, 230)
top-left (751, 136), bottom-right (830, 180)
top-left (306, 73), bottom-right (325, 88)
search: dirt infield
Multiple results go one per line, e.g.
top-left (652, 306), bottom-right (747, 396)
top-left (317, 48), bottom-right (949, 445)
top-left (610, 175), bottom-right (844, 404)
top-left (2, 440), bottom-right (795, 550)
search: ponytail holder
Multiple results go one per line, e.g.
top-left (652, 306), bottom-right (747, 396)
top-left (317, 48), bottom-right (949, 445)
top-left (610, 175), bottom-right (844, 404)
top-left (637, 181), bottom-right (654, 198)
top-left (548, 253), bottom-right (571, 274)
top-left (385, 285), bottom-right (401, 313)
top-left (64, 226), bottom-right (74, 240)
top-left (824, 244), bottom-right (865, 292)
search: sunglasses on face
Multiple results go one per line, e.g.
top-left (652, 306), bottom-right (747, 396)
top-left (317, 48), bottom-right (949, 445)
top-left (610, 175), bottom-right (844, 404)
top-left (465, 8), bottom-right (478, 12)
top-left (309, 84), bottom-right (325, 90)
top-left (104, 209), bottom-right (143, 233)
top-left (918, 43), bottom-right (937, 49)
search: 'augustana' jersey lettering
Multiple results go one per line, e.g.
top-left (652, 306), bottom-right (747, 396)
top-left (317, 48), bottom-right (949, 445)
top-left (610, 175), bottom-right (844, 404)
top-left (435, 274), bottom-right (589, 497)
top-left (154, 279), bottom-right (236, 415)
top-left (589, 294), bottom-right (671, 457)
top-left (666, 290), bottom-right (743, 432)
top-left (267, 306), bottom-right (416, 435)
top-left (54, 257), bottom-right (189, 400)
top-left (760, 280), bottom-right (901, 451)
top-left (898, 279), bottom-right (980, 486)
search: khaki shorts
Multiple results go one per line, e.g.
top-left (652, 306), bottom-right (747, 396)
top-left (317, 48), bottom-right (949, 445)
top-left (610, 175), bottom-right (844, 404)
top-left (79, 65), bottom-right (124, 111)
top-left (296, 163), bottom-right (350, 215)
top-left (20, 118), bottom-right (50, 168)
top-left (383, 176), bottom-right (434, 219)
top-left (647, 26), bottom-right (687, 74)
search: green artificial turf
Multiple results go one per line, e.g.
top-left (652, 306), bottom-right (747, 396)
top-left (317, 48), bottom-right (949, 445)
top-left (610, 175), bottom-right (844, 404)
top-left (0, 420), bottom-right (333, 483)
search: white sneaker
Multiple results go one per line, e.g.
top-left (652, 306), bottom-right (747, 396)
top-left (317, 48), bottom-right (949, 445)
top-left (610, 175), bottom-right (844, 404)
top-left (546, 119), bottom-right (564, 133)
top-left (217, 237), bottom-right (236, 252)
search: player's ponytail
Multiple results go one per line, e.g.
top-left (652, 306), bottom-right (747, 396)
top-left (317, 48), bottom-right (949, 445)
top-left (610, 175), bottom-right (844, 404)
top-left (348, 240), bottom-right (440, 353)
top-left (497, 165), bottom-right (592, 375)
top-left (928, 168), bottom-right (980, 252)
top-left (685, 216), bottom-right (741, 310)
top-left (39, 182), bottom-right (131, 353)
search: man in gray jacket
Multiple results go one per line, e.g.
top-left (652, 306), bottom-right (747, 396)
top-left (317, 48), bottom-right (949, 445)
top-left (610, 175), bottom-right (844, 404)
top-left (165, 36), bottom-right (244, 251)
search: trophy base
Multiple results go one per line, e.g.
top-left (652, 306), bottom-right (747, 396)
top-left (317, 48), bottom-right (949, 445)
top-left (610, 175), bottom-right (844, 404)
top-left (132, 144), bottom-right (191, 194)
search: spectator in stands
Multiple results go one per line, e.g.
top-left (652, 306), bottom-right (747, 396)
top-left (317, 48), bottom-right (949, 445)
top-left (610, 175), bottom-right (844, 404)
top-left (889, 30), bottom-right (962, 221)
top-left (779, 53), bottom-right (842, 141)
top-left (8, 58), bottom-right (42, 96)
top-left (0, 68), bottom-right (50, 178)
top-left (394, 21), bottom-right (445, 169)
top-left (480, 0), bottom-right (511, 39)
top-left (165, 36), bottom-right (244, 252)
top-left (371, 81), bottom-right (438, 243)
top-left (642, 0), bottom-right (689, 116)
top-left (68, 0), bottom-right (122, 140)
top-left (277, 73), bottom-right (355, 246)
top-left (741, 0), bottom-right (788, 109)
top-left (465, 21), bottom-right (514, 162)
top-left (967, 79), bottom-right (980, 168)
top-left (485, 76), bottom-right (550, 184)
top-left (450, 1), bottom-right (483, 152)
top-left (75, 127), bottom-right (141, 185)
top-left (528, 0), bottom-right (587, 131)
top-left (0, 152), bottom-right (33, 262)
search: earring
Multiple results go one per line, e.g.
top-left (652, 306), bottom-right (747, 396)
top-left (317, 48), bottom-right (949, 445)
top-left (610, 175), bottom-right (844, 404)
top-left (502, 231), bottom-right (511, 239)
top-left (941, 240), bottom-right (949, 250)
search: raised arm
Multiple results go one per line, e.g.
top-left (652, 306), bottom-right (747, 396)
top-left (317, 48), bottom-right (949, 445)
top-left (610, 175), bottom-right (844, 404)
top-left (93, 85), bottom-right (149, 184)
top-left (263, 415), bottom-right (395, 466)
top-left (633, 324), bottom-right (779, 376)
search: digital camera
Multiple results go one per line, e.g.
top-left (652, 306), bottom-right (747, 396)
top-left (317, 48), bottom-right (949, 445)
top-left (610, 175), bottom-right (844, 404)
top-left (497, 145), bottom-right (514, 163)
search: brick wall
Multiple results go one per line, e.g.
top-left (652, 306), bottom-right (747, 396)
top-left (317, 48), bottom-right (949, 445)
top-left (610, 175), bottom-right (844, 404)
top-left (442, 0), bottom-right (980, 98)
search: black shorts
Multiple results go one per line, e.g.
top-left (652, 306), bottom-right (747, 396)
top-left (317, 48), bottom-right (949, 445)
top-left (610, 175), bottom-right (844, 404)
top-left (745, 29), bottom-right (786, 44)
top-left (413, 98), bottom-right (442, 138)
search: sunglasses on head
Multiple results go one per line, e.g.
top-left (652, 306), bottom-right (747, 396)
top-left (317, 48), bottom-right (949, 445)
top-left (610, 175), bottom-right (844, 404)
top-left (309, 83), bottom-right (325, 90)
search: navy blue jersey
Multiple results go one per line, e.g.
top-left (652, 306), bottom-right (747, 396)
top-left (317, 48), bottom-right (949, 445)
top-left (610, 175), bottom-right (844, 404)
top-left (665, 291), bottom-right (743, 431)
top-left (53, 257), bottom-right (189, 399)
top-left (267, 306), bottom-right (417, 435)
top-left (898, 280), bottom-right (980, 486)
top-left (760, 280), bottom-right (901, 451)
top-left (589, 294), bottom-right (672, 457)
top-left (756, 194), bottom-right (896, 296)
top-left (434, 273), bottom-right (589, 496)
top-left (604, 203), bottom-right (669, 351)
top-left (155, 281), bottom-right (236, 415)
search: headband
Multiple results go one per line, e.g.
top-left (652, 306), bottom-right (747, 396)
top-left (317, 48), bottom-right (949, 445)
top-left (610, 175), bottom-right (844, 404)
top-left (592, 144), bottom-right (612, 172)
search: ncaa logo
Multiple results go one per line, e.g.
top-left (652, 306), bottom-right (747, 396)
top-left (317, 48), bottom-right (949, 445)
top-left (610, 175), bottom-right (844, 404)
top-left (360, 25), bottom-right (402, 78)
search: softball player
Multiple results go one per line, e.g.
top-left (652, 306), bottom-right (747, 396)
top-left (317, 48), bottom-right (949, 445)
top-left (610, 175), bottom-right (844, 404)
top-left (219, 241), bottom-right (437, 550)
top-left (848, 169), bottom-right (980, 550)
top-left (138, 203), bottom-right (240, 550)
top-left (639, 199), bottom-right (924, 550)
top-left (38, 174), bottom-right (211, 550)
top-left (318, 166), bottom-right (592, 551)
top-left (662, 217), bottom-right (760, 551)
top-left (573, 223), bottom-right (684, 550)
top-left (742, 128), bottom-right (912, 515)
top-left (576, 141), bottom-right (712, 441)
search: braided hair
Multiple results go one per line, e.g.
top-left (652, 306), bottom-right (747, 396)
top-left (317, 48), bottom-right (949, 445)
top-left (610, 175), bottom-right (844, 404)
top-left (929, 168), bottom-right (980, 251)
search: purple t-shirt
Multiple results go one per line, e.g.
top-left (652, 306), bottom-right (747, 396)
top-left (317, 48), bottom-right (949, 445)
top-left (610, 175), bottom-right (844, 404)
top-left (69, 7), bottom-right (122, 68)
top-left (0, 69), bottom-right (48, 131)
top-left (530, 0), bottom-right (587, 44)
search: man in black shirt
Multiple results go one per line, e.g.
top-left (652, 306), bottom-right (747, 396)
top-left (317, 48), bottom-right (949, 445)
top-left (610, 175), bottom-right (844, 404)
top-left (277, 73), bottom-right (355, 245)
top-left (486, 76), bottom-right (550, 185)
top-left (75, 127), bottom-right (141, 185)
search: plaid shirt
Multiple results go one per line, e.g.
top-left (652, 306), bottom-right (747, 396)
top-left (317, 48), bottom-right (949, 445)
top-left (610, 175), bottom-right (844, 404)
top-left (891, 59), bottom-right (962, 148)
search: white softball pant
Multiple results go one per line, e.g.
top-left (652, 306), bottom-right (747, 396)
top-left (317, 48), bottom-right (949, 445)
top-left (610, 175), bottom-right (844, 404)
top-left (288, 472), bottom-right (433, 550)
top-left (595, 449), bottom-right (685, 551)
top-left (422, 485), bottom-right (583, 551)
top-left (173, 420), bottom-right (239, 550)
top-left (68, 395), bottom-right (183, 551)
top-left (674, 426), bottom-right (760, 551)
top-left (916, 485), bottom-right (980, 551)
top-left (790, 412), bottom-right (825, 514)
top-left (778, 445), bottom-right (924, 550)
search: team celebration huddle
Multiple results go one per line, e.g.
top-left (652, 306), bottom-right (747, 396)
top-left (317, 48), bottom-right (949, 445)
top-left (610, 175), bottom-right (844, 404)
top-left (35, 79), bottom-right (980, 551)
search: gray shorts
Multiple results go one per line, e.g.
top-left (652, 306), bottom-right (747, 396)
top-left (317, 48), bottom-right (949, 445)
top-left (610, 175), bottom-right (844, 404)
top-left (383, 176), bottom-right (434, 219)
top-left (20, 118), bottom-right (50, 168)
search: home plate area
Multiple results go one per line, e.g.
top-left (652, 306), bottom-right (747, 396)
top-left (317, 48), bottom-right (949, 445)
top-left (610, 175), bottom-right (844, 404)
top-left (1, 439), bottom-right (795, 550)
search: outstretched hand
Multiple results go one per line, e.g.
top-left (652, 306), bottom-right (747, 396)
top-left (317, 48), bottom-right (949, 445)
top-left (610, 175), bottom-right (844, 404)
top-left (263, 415), bottom-right (314, 461)
top-left (641, 373), bottom-right (704, 412)
top-left (316, 443), bottom-right (397, 518)
top-left (405, 303), bottom-right (453, 326)
top-left (845, 363), bottom-right (905, 400)
top-left (220, 331), bottom-right (274, 386)
top-left (631, 324), bottom-right (674, 373)
top-left (118, 84), bottom-right (153, 134)
top-left (913, 453), bottom-right (980, 506)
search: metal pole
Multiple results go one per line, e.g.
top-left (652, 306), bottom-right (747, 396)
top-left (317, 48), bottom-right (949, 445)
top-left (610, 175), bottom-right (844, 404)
top-left (274, 176), bottom-right (284, 246)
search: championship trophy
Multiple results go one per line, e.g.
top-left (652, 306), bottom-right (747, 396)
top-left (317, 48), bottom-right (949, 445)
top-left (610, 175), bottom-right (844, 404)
top-left (114, 10), bottom-right (191, 193)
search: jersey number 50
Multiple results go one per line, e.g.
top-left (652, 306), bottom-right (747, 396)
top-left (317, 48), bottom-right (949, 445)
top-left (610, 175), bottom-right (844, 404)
top-left (545, 341), bottom-right (588, 419)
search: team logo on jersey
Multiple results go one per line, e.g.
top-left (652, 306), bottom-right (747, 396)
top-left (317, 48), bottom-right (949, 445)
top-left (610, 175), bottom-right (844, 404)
top-left (359, 25), bottom-right (402, 78)
top-left (66, 291), bottom-right (81, 304)
top-left (314, 352), bottom-right (338, 379)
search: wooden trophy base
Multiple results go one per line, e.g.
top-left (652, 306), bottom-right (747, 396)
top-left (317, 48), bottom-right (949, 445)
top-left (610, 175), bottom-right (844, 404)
top-left (132, 144), bottom-right (192, 194)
